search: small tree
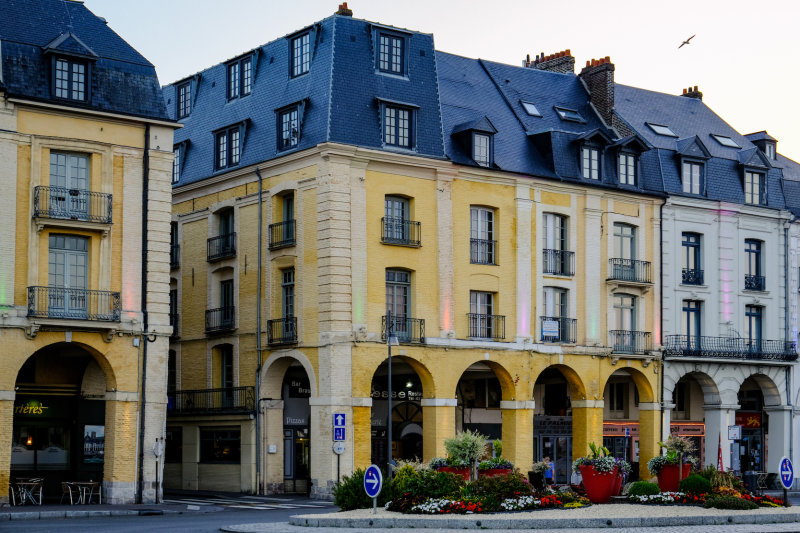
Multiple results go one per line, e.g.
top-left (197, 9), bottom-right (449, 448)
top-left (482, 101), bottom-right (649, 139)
top-left (444, 429), bottom-right (488, 480)
top-left (657, 435), bottom-right (696, 483)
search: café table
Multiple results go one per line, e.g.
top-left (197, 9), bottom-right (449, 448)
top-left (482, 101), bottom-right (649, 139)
top-left (73, 481), bottom-right (101, 504)
top-left (14, 479), bottom-right (43, 505)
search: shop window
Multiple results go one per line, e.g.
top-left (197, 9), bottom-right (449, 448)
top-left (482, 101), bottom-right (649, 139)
top-left (199, 427), bottom-right (241, 463)
top-left (165, 427), bottom-right (182, 463)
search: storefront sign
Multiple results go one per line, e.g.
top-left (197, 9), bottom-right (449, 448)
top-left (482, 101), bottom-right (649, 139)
top-left (534, 416), bottom-right (572, 435)
top-left (370, 389), bottom-right (423, 401)
top-left (670, 423), bottom-right (705, 437)
top-left (604, 423), bottom-right (639, 437)
top-left (13, 400), bottom-right (49, 416)
top-left (735, 412), bottom-right (761, 428)
top-left (541, 320), bottom-right (560, 337)
top-left (288, 378), bottom-right (311, 398)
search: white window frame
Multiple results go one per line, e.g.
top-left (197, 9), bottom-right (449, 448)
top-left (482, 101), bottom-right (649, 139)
top-left (582, 146), bottom-right (600, 180)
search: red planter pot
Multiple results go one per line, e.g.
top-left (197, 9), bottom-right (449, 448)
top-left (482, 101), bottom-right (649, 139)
top-left (437, 466), bottom-right (470, 481)
top-left (656, 463), bottom-right (691, 492)
top-left (612, 474), bottom-right (623, 496)
top-left (478, 468), bottom-right (512, 479)
top-left (579, 464), bottom-right (618, 503)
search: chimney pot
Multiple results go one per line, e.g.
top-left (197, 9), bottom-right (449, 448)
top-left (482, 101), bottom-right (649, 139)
top-left (683, 88), bottom-right (687, 94)
top-left (694, 85), bottom-right (698, 92)
top-left (566, 49), bottom-right (571, 56)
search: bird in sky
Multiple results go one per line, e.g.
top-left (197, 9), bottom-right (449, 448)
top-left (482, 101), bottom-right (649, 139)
top-left (679, 35), bottom-right (696, 49)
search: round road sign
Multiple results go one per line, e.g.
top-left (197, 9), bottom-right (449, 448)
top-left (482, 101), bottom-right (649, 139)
top-left (363, 464), bottom-right (383, 498)
top-left (779, 456), bottom-right (794, 490)
top-left (332, 441), bottom-right (345, 455)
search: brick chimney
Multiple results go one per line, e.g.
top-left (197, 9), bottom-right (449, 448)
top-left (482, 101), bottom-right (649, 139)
top-left (524, 49), bottom-right (575, 74)
top-left (335, 2), bottom-right (353, 16)
top-left (579, 56), bottom-right (615, 126)
top-left (681, 85), bottom-right (703, 100)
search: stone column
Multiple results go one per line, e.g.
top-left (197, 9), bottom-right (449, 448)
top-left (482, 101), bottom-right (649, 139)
top-left (703, 404), bottom-right (738, 470)
top-left (500, 401), bottom-right (534, 470)
top-left (263, 399), bottom-right (284, 494)
top-left (0, 390), bottom-right (14, 504)
top-left (104, 391), bottom-right (140, 504)
top-left (583, 203), bottom-right (603, 344)
top-left (571, 400), bottom-right (604, 461)
top-left (764, 405), bottom-right (792, 474)
top-left (638, 402), bottom-right (661, 481)
top-left (661, 402), bottom-right (676, 442)
top-left (436, 170), bottom-right (456, 338)
top-left (421, 398), bottom-right (457, 460)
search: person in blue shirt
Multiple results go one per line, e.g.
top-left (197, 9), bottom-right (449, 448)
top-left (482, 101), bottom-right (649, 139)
top-left (543, 456), bottom-right (554, 487)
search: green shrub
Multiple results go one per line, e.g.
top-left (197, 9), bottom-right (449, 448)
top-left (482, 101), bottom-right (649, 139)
top-left (678, 474), bottom-right (712, 495)
top-left (445, 429), bottom-right (488, 467)
top-left (333, 468), bottom-right (392, 511)
top-left (392, 464), bottom-right (420, 496)
top-left (401, 469), bottom-right (464, 499)
top-left (465, 471), bottom-right (532, 499)
top-left (703, 495), bottom-right (758, 510)
top-left (627, 481), bottom-right (660, 497)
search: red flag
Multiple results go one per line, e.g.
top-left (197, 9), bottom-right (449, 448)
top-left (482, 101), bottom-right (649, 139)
top-left (718, 433), bottom-right (724, 471)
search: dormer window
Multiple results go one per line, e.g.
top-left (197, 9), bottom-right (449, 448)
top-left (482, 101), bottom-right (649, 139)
top-left (618, 152), bottom-right (636, 185)
top-left (54, 57), bottom-right (87, 101)
top-left (711, 134), bottom-right (740, 148)
top-left (290, 33), bottom-right (311, 78)
top-left (227, 56), bottom-right (253, 100)
top-left (647, 123), bottom-right (677, 137)
top-left (582, 146), bottom-right (600, 180)
top-left (378, 33), bottom-right (405, 74)
top-left (682, 160), bottom-right (704, 195)
top-left (214, 124), bottom-right (244, 170)
top-left (744, 171), bottom-right (766, 205)
top-left (555, 107), bottom-right (585, 123)
top-left (765, 143), bottom-right (776, 160)
top-left (473, 133), bottom-right (492, 167)
top-left (279, 106), bottom-right (299, 150)
top-left (177, 81), bottom-right (191, 119)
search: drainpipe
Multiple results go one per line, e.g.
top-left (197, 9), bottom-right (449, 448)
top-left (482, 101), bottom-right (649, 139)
top-left (659, 201), bottom-right (665, 443)
top-left (785, 222), bottom-right (795, 476)
top-left (137, 124), bottom-right (151, 503)
top-left (254, 167), bottom-right (264, 494)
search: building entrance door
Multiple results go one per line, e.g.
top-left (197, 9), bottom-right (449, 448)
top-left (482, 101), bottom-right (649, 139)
top-left (538, 436), bottom-right (571, 484)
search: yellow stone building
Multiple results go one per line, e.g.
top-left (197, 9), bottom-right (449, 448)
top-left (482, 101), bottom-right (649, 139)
top-left (0, 1), bottom-right (176, 504)
top-left (164, 9), bottom-right (664, 497)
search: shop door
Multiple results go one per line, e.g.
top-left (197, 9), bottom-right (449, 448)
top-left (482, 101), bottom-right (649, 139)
top-left (540, 436), bottom-right (571, 484)
top-left (740, 429), bottom-right (764, 473)
top-left (283, 428), bottom-right (310, 494)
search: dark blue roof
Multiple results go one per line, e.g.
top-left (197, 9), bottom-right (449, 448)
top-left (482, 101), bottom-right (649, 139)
top-left (0, 0), bottom-right (168, 120)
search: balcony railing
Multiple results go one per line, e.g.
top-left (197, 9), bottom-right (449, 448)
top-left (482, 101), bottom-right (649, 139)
top-left (207, 232), bottom-right (236, 262)
top-left (542, 249), bottom-right (575, 276)
top-left (382, 315), bottom-right (425, 344)
top-left (269, 220), bottom-right (296, 250)
top-left (682, 268), bottom-right (704, 285)
top-left (467, 313), bottom-right (505, 340)
top-left (205, 306), bottom-right (235, 333)
top-left (470, 239), bottom-right (497, 265)
top-left (744, 274), bottom-right (766, 291)
top-left (608, 258), bottom-right (652, 284)
top-left (27, 286), bottom-right (120, 321)
top-left (170, 244), bottom-right (180, 269)
top-left (539, 316), bottom-right (577, 344)
top-left (267, 316), bottom-right (298, 345)
top-left (167, 386), bottom-right (255, 415)
top-left (610, 330), bottom-right (653, 354)
top-left (169, 312), bottom-right (179, 338)
top-left (33, 186), bottom-right (112, 224)
top-left (381, 217), bottom-right (421, 247)
top-left (664, 335), bottom-right (798, 361)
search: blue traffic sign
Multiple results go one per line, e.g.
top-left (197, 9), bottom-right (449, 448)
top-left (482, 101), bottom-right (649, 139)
top-left (363, 464), bottom-right (383, 498)
top-left (334, 427), bottom-right (346, 441)
top-left (779, 456), bottom-right (794, 489)
top-left (333, 413), bottom-right (346, 428)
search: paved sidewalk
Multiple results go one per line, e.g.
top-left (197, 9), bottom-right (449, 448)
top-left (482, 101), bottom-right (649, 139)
top-left (0, 500), bottom-right (220, 521)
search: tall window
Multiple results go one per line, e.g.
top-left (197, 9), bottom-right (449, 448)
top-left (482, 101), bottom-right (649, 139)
top-left (220, 279), bottom-right (234, 310)
top-left (48, 234), bottom-right (89, 318)
top-left (378, 33), bottom-right (404, 74)
top-left (543, 287), bottom-right (567, 319)
top-left (681, 300), bottom-right (702, 347)
top-left (167, 350), bottom-right (177, 393)
top-left (169, 288), bottom-right (178, 329)
top-left (582, 146), bottom-right (600, 180)
top-left (384, 196), bottom-right (409, 242)
top-left (614, 294), bottom-right (636, 331)
top-left (618, 153), bottom-right (636, 185)
top-left (613, 223), bottom-right (636, 259)
top-left (608, 382), bottom-right (626, 412)
top-left (227, 57), bottom-right (253, 99)
top-left (172, 145), bottom-right (182, 184)
top-left (541, 287), bottom-right (568, 342)
top-left (744, 239), bottom-right (763, 290)
top-left (681, 232), bottom-right (702, 285)
top-left (242, 57), bottom-right (252, 96)
top-left (177, 82), bottom-right (191, 118)
top-left (473, 133), bottom-right (491, 167)
top-left (291, 33), bottom-right (310, 77)
top-left (279, 106), bottom-right (300, 150)
top-left (228, 62), bottom-right (240, 100)
top-left (219, 345), bottom-right (233, 390)
top-left (50, 152), bottom-right (89, 219)
top-left (542, 213), bottom-right (571, 275)
top-left (765, 143), bottom-right (776, 160)
top-left (215, 127), bottom-right (240, 169)
top-left (470, 206), bottom-right (495, 264)
top-left (384, 105), bottom-right (411, 148)
top-left (386, 269), bottom-right (410, 340)
top-left (281, 268), bottom-right (295, 319)
top-left (54, 57), bottom-right (87, 101)
top-left (682, 161), bottom-right (703, 194)
top-left (744, 171), bottom-right (765, 205)
top-left (469, 291), bottom-right (495, 338)
top-left (745, 305), bottom-right (762, 351)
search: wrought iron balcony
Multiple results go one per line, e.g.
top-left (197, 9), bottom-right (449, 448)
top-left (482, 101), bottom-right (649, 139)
top-left (744, 274), bottom-right (766, 291)
top-left (382, 315), bottom-right (425, 344)
top-left (269, 220), bottom-right (296, 250)
top-left (542, 249), bottom-right (575, 276)
top-left (540, 316), bottom-right (577, 344)
top-left (205, 306), bottom-right (235, 333)
top-left (27, 286), bottom-right (120, 321)
top-left (170, 244), bottom-right (180, 269)
top-left (467, 313), bottom-right (505, 340)
top-left (169, 312), bottom-right (179, 338)
top-left (610, 330), bottom-right (652, 354)
top-left (470, 239), bottom-right (497, 265)
top-left (207, 232), bottom-right (236, 262)
top-left (664, 335), bottom-right (798, 361)
top-left (167, 386), bottom-right (255, 415)
top-left (608, 258), bottom-right (652, 284)
top-left (682, 268), bottom-right (704, 285)
top-left (381, 217), bottom-right (421, 247)
top-left (33, 186), bottom-right (112, 224)
top-left (267, 316), bottom-right (298, 345)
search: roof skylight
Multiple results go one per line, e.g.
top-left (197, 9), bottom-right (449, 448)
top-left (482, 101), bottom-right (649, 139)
top-left (646, 123), bottom-right (677, 137)
top-left (521, 101), bottom-right (541, 117)
top-left (554, 106), bottom-right (584, 123)
top-left (711, 134), bottom-right (740, 148)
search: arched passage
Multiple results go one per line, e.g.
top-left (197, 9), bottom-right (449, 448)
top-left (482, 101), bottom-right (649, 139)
top-left (668, 371), bottom-right (720, 467)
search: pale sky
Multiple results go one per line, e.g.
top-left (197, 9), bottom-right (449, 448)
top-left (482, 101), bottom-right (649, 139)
top-left (83, 0), bottom-right (800, 161)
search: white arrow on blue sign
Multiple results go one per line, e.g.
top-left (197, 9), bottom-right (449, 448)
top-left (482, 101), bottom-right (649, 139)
top-left (363, 464), bottom-right (383, 498)
top-left (334, 413), bottom-right (346, 428)
top-left (779, 456), bottom-right (794, 489)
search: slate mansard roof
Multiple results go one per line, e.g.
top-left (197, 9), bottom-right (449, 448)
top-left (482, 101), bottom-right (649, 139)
top-left (0, 0), bottom-right (169, 120)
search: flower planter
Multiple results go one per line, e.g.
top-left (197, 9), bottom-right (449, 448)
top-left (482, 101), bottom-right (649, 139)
top-left (437, 466), bottom-right (470, 481)
top-left (579, 464), bottom-right (618, 503)
top-left (478, 468), bottom-right (512, 479)
top-left (656, 463), bottom-right (691, 492)
top-left (612, 474), bottom-right (623, 496)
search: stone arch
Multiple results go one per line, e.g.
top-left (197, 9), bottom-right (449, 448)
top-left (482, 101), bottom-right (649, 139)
top-left (453, 359), bottom-right (517, 401)
top-left (533, 364), bottom-right (587, 401)
top-left (600, 366), bottom-right (655, 403)
top-left (662, 363), bottom-right (722, 406)
top-left (727, 366), bottom-right (786, 407)
top-left (260, 349), bottom-right (317, 399)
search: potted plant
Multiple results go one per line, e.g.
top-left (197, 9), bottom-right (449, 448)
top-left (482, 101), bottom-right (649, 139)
top-left (647, 435), bottom-right (696, 492)
top-left (429, 456), bottom-right (470, 481)
top-left (528, 461), bottom-right (549, 491)
top-left (613, 457), bottom-right (631, 496)
top-left (432, 429), bottom-right (488, 481)
top-left (478, 457), bottom-right (514, 478)
top-left (572, 442), bottom-right (618, 503)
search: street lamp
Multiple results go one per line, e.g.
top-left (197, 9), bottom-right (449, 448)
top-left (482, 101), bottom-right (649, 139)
top-left (386, 310), bottom-right (399, 481)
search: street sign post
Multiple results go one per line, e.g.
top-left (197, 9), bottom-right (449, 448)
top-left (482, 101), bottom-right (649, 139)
top-left (333, 413), bottom-right (346, 429)
top-left (779, 456), bottom-right (793, 507)
top-left (364, 464), bottom-right (383, 514)
top-left (334, 427), bottom-right (346, 441)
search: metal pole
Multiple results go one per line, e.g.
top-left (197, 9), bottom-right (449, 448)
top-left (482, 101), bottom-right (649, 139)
top-left (255, 167), bottom-right (263, 494)
top-left (387, 310), bottom-right (393, 481)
